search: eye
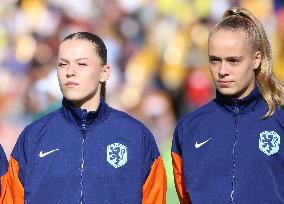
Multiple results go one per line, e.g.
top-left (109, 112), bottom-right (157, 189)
top-left (209, 57), bottom-right (220, 65)
top-left (209, 60), bottom-right (218, 64)
top-left (78, 62), bottom-right (88, 67)
top-left (57, 62), bottom-right (67, 68)
top-left (227, 57), bottom-right (242, 65)
top-left (228, 59), bottom-right (239, 64)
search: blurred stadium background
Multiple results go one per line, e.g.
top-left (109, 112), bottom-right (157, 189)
top-left (0, 0), bottom-right (283, 202)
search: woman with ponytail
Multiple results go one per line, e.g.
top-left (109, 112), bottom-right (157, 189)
top-left (171, 7), bottom-right (284, 203)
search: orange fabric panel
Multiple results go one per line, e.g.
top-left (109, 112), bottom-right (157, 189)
top-left (0, 173), bottom-right (14, 204)
top-left (171, 152), bottom-right (190, 204)
top-left (0, 156), bottom-right (24, 204)
top-left (142, 156), bottom-right (167, 204)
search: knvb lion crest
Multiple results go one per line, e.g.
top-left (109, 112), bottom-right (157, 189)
top-left (107, 143), bottom-right (127, 168)
top-left (259, 131), bottom-right (281, 156)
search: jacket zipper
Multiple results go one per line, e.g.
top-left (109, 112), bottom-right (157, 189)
top-left (231, 104), bottom-right (239, 203)
top-left (80, 110), bottom-right (87, 204)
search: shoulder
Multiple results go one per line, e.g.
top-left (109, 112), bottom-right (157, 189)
top-left (107, 107), bottom-right (155, 139)
top-left (277, 104), bottom-right (284, 114)
top-left (12, 109), bottom-right (61, 158)
top-left (108, 107), bottom-right (149, 130)
top-left (276, 105), bottom-right (284, 128)
top-left (176, 100), bottom-right (218, 129)
top-left (172, 100), bottom-right (218, 153)
top-left (21, 109), bottom-right (60, 137)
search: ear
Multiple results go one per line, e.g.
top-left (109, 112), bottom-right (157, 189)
top-left (99, 64), bottom-right (110, 82)
top-left (253, 51), bottom-right (262, 70)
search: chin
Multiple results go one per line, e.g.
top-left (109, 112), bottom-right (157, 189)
top-left (217, 88), bottom-right (237, 97)
top-left (64, 96), bottom-right (86, 108)
top-left (63, 93), bottom-right (84, 102)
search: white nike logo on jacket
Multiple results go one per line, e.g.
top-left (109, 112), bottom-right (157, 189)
top-left (39, 149), bottom-right (60, 157)
top-left (195, 138), bottom-right (211, 149)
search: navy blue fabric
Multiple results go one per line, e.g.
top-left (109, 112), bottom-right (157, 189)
top-left (0, 145), bottom-right (7, 176)
top-left (12, 99), bottom-right (160, 204)
top-left (172, 86), bottom-right (284, 203)
top-left (0, 144), bottom-right (8, 192)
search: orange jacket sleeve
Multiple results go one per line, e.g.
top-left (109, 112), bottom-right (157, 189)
top-left (171, 152), bottom-right (190, 204)
top-left (0, 156), bottom-right (24, 204)
top-left (142, 156), bottom-right (167, 204)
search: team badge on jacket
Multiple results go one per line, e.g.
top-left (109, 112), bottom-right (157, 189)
top-left (107, 143), bottom-right (128, 168)
top-left (259, 131), bottom-right (281, 156)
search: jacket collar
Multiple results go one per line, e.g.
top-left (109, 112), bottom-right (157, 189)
top-left (60, 98), bottom-right (110, 127)
top-left (215, 85), bottom-right (265, 114)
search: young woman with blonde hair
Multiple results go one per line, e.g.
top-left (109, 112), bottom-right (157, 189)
top-left (172, 7), bottom-right (284, 203)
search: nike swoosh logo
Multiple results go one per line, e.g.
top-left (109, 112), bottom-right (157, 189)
top-left (39, 149), bottom-right (60, 158)
top-left (195, 138), bottom-right (211, 149)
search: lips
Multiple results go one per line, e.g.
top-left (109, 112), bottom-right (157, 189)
top-left (65, 81), bottom-right (79, 87)
top-left (218, 80), bottom-right (232, 87)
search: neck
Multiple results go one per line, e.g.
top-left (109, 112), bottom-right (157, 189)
top-left (80, 95), bottom-right (101, 112)
top-left (72, 91), bottom-right (101, 112)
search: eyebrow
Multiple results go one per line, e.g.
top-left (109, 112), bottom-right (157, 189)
top-left (208, 55), bottom-right (244, 60)
top-left (58, 57), bottom-right (90, 62)
top-left (226, 56), bottom-right (244, 60)
top-left (208, 55), bottom-right (220, 60)
top-left (58, 58), bottom-right (68, 62)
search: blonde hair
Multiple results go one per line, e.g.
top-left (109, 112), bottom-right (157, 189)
top-left (209, 7), bottom-right (284, 118)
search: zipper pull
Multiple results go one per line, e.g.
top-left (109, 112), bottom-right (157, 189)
top-left (233, 106), bottom-right (239, 115)
top-left (233, 100), bottom-right (239, 115)
top-left (81, 110), bottom-right (88, 139)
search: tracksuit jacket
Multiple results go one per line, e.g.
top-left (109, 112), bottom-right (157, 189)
top-left (0, 144), bottom-right (8, 193)
top-left (172, 86), bottom-right (284, 203)
top-left (0, 145), bottom-right (7, 175)
top-left (1, 99), bottom-right (166, 204)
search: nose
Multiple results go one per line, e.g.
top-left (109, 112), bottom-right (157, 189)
top-left (66, 64), bottom-right (76, 77)
top-left (218, 61), bottom-right (228, 77)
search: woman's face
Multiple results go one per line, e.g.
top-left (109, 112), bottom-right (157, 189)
top-left (208, 30), bottom-right (261, 99)
top-left (57, 39), bottom-right (109, 109)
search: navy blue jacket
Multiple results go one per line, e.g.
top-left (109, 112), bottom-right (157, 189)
top-left (0, 145), bottom-right (7, 176)
top-left (0, 144), bottom-right (7, 193)
top-left (172, 86), bottom-right (284, 203)
top-left (4, 99), bottom-right (166, 204)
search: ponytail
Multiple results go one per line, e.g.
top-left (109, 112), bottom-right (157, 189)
top-left (210, 7), bottom-right (284, 118)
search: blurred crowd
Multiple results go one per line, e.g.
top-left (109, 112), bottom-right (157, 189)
top-left (0, 0), bottom-right (284, 202)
